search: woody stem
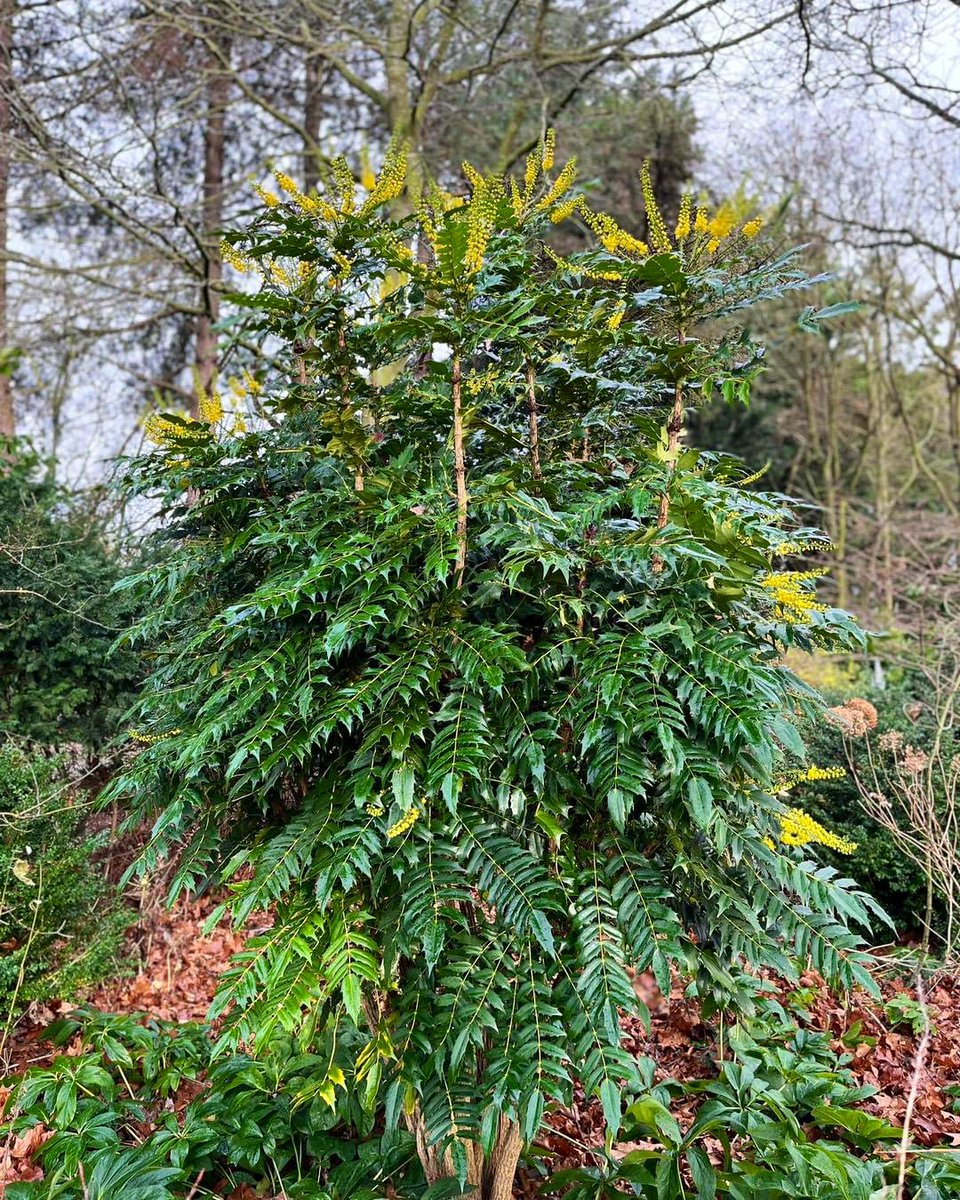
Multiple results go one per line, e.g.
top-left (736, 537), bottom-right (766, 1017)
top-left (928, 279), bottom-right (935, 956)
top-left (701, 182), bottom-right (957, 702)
top-left (653, 329), bottom-right (686, 573)
top-left (452, 350), bottom-right (468, 586)
top-left (525, 359), bottom-right (542, 483)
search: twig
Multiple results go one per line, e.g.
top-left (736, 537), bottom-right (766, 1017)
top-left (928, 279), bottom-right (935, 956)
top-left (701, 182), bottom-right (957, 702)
top-left (78, 1161), bottom-right (91, 1200)
top-left (186, 1169), bottom-right (206, 1199)
top-left (897, 968), bottom-right (931, 1200)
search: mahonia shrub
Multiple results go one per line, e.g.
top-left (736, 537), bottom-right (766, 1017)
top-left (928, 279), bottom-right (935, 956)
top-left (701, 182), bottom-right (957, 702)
top-left (107, 141), bottom-right (883, 1197)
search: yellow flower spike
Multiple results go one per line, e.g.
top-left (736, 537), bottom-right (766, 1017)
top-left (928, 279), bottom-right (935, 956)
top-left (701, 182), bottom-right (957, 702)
top-left (253, 182), bottom-right (279, 208)
top-left (232, 413), bottom-right (247, 435)
top-left (221, 241), bottom-right (250, 273)
top-left (674, 193), bottom-right (692, 242)
top-left (614, 231), bottom-right (649, 256)
top-left (331, 155), bottom-right (356, 214)
top-left (534, 157), bottom-right (577, 212)
top-left (742, 216), bottom-right (764, 238)
top-left (707, 207), bottom-right (736, 240)
top-left (523, 148), bottom-right (540, 198)
top-left (198, 388), bottom-right (223, 425)
top-left (738, 461), bottom-right (770, 487)
top-left (462, 160), bottom-right (484, 191)
top-left (273, 170), bottom-right (302, 198)
top-left (777, 807), bottom-right (857, 855)
top-left (549, 196), bottom-right (580, 225)
top-left (242, 369), bottom-right (263, 397)
top-left (640, 160), bottom-right (672, 253)
top-left (607, 302), bottom-right (626, 331)
top-left (803, 765), bottom-right (846, 782)
top-left (144, 413), bottom-right (210, 448)
top-left (509, 177), bottom-right (524, 220)
top-left (760, 570), bottom-right (829, 624)
top-left (541, 128), bottom-right (556, 172)
top-left (359, 140), bottom-right (408, 216)
top-left (386, 805), bottom-right (421, 839)
top-left (543, 244), bottom-right (623, 282)
top-left (464, 180), bottom-right (498, 275)
top-left (694, 206), bottom-right (709, 234)
top-left (273, 170), bottom-right (339, 220)
top-left (269, 261), bottom-right (292, 287)
top-left (706, 238), bottom-right (721, 254)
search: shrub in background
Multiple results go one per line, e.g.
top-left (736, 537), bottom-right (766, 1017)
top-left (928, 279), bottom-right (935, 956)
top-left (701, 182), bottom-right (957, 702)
top-left (0, 744), bottom-right (128, 1030)
top-left (797, 664), bottom-right (955, 940)
top-left (0, 440), bottom-right (141, 747)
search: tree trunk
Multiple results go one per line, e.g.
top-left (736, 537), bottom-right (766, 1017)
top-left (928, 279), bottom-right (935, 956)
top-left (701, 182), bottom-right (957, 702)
top-left (194, 32), bottom-right (230, 415)
top-left (0, 0), bottom-right (14, 438)
top-left (407, 1108), bottom-right (523, 1200)
top-left (303, 52), bottom-right (322, 193)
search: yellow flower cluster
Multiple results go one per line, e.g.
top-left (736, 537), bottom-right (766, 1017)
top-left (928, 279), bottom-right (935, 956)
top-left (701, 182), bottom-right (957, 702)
top-left (365, 802), bottom-right (385, 817)
top-left (777, 807), bottom-right (857, 854)
top-left (221, 240), bottom-right (251, 273)
top-left (774, 538), bottom-right (833, 556)
top-left (197, 387), bottom-right (223, 425)
top-left (359, 140), bottom-right (407, 215)
top-left (128, 728), bottom-right (181, 744)
top-left (543, 244), bottom-right (623, 282)
top-left (760, 570), bottom-right (828, 623)
top-left (534, 157), bottom-right (578, 213)
top-left (360, 145), bottom-right (377, 191)
top-left (253, 182), bottom-right (279, 208)
top-left (640, 161), bottom-right (672, 253)
top-left (742, 217), bottom-right (764, 238)
top-left (708, 207), bottom-right (737, 240)
top-left (542, 128), bottom-right (556, 172)
top-left (607, 302), bottom-right (626, 331)
top-left (268, 260), bottom-right (293, 288)
top-left (386, 805), bottom-right (421, 839)
top-left (674, 193), bottom-right (692, 242)
top-left (464, 176), bottom-right (503, 275)
top-left (331, 156), bottom-right (356, 214)
top-left (229, 370), bottom-right (263, 399)
top-left (577, 201), bottom-right (649, 257)
top-left (465, 368), bottom-right (498, 396)
top-left (273, 170), bottom-right (338, 221)
top-left (144, 413), bottom-right (210, 447)
top-left (781, 764), bottom-right (846, 786)
top-left (331, 249), bottom-right (353, 277)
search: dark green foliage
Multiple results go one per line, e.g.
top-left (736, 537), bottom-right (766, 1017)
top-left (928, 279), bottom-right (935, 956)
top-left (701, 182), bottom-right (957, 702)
top-left (4, 1000), bottom-right (957, 1200)
top-left (0, 745), bottom-right (128, 1016)
top-left (0, 1008), bottom-right (418, 1199)
top-left (0, 441), bottom-right (141, 747)
top-left (105, 150), bottom-right (883, 1176)
top-left (545, 986), bottom-right (959, 1199)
